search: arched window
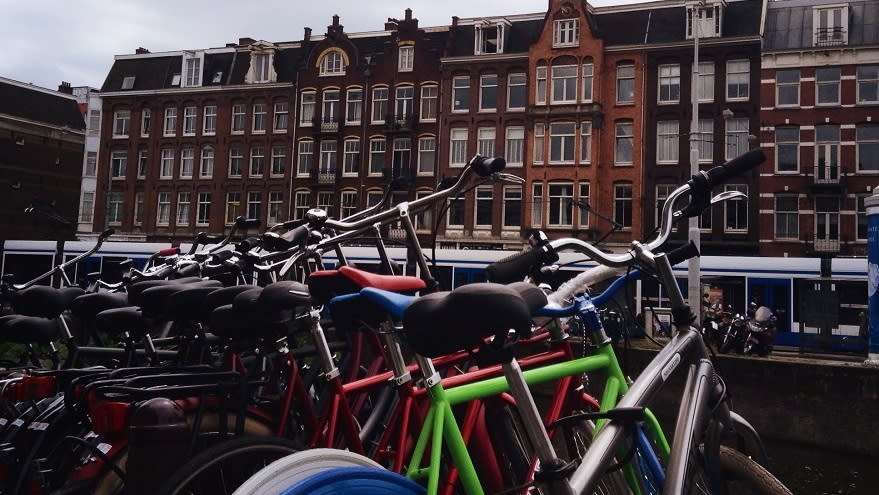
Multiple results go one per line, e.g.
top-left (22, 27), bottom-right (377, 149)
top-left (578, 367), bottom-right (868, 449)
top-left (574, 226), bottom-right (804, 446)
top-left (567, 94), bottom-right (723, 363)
top-left (320, 51), bottom-right (345, 76)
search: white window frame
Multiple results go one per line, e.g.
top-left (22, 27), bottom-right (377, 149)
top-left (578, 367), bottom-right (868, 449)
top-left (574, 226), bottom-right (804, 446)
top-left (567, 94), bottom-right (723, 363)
top-left (816, 67), bottom-right (841, 106)
top-left (479, 74), bottom-right (498, 112)
top-left (581, 63), bottom-right (593, 102)
top-left (398, 45), bottom-right (414, 72)
top-left (532, 183), bottom-right (543, 227)
top-left (343, 139), bottom-right (360, 176)
top-left (617, 64), bottom-right (635, 104)
top-left (273, 102), bottom-right (288, 132)
top-left (139, 108), bottom-right (149, 137)
top-left (697, 118), bottom-right (713, 163)
top-left (726, 59), bottom-right (750, 101)
top-left (371, 87), bottom-right (388, 123)
top-left (271, 145), bottom-right (286, 177)
top-left (775, 126), bottom-right (799, 173)
top-left (856, 124), bottom-right (879, 173)
top-left (183, 54), bottom-right (203, 87)
top-left (293, 191), bottom-right (310, 220)
top-left (225, 192), bottom-right (242, 225)
top-left (395, 86), bottom-right (414, 120)
top-left (340, 191), bottom-right (358, 220)
top-left (812, 6), bottom-right (848, 46)
top-left (774, 195), bottom-right (799, 240)
top-left (252, 52), bottom-right (273, 83)
top-left (229, 147), bottom-right (243, 178)
top-left (536, 66), bottom-right (547, 105)
top-left (197, 192), bottom-right (211, 227)
top-left (182, 106), bottom-right (197, 136)
top-left (547, 182), bottom-right (574, 227)
top-left (79, 191), bottom-right (95, 223)
top-left (110, 151), bottom-right (127, 179)
top-left (724, 184), bottom-right (748, 233)
top-left (502, 186), bottom-right (522, 229)
top-left (297, 140), bottom-right (314, 176)
top-left (420, 85), bottom-right (438, 121)
top-left (477, 127), bottom-right (495, 158)
top-left (776, 69), bottom-right (800, 107)
top-left (553, 19), bottom-right (579, 48)
top-left (577, 182), bottom-right (590, 227)
top-left (724, 118), bottom-right (749, 160)
top-left (507, 73), bottom-right (526, 110)
top-left (231, 104), bottom-right (245, 133)
top-left (549, 122), bottom-right (575, 165)
top-left (247, 192), bottom-right (262, 221)
top-left (452, 76), bottom-right (470, 113)
top-left (658, 64), bottom-right (681, 104)
top-left (580, 122), bottom-right (592, 165)
top-left (180, 148), bottom-right (194, 178)
top-left (107, 192), bottom-right (124, 225)
top-left (267, 191), bottom-right (284, 226)
top-left (136, 149), bottom-right (147, 178)
top-left (157, 192), bottom-right (171, 226)
top-left (450, 129), bottom-right (468, 167)
top-left (113, 110), bottom-right (130, 138)
top-left (300, 91), bottom-right (316, 126)
top-left (551, 65), bottom-right (577, 104)
top-left (252, 103), bottom-right (267, 133)
top-left (614, 183), bottom-right (633, 230)
top-left (697, 61), bottom-right (714, 102)
top-left (505, 127), bottom-right (524, 167)
top-left (176, 192), bottom-right (191, 226)
top-left (418, 137), bottom-right (436, 176)
top-left (657, 120), bottom-right (680, 164)
top-left (160, 149), bottom-right (174, 179)
top-left (200, 146), bottom-right (214, 179)
top-left (857, 65), bottom-right (879, 105)
top-left (615, 121), bottom-right (634, 166)
top-left (346, 89), bottom-right (363, 125)
top-left (320, 51), bottom-right (345, 76)
top-left (163, 107), bottom-right (177, 136)
top-left (474, 186), bottom-right (493, 229)
top-left (369, 138), bottom-right (386, 176)
top-left (250, 146), bottom-right (265, 177)
top-left (534, 123), bottom-right (545, 165)
top-left (203, 105), bottom-right (217, 135)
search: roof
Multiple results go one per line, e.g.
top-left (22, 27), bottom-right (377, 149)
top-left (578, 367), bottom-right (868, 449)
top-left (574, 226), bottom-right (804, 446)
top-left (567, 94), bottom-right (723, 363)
top-left (764, 0), bottom-right (879, 50)
top-left (446, 17), bottom-right (544, 57)
top-left (0, 77), bottom-right (85, 130)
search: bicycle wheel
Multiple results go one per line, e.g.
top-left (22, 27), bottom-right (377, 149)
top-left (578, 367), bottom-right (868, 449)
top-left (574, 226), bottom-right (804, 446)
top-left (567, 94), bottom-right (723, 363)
top-left (690, 445), bottom-right (792, 495)
top-left (280, 466), bottom-right (426, 494)
top-left (156, 436), bottom-right (301, 495)
top-left (233, 448), bottom-right (384, 495)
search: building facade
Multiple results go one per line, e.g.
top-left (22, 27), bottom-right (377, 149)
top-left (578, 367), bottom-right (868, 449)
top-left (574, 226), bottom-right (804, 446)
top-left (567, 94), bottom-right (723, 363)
top-left (72, 85), bottom-right (103, 237)
top-left (760, 0), bottom-right (879, 257)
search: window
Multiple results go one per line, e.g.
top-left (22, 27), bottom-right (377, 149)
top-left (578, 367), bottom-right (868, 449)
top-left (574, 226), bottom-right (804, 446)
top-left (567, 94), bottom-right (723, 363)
top-left (505, 127), bottom-right (524, 167)
top-left (346, 89), bottom-right (362, 124)
top-left (507, 74), bottom-right (526, 110)
top-left (816, 67), bottom-right (841, 105)
top-left (577, 182), bottom-right (590, 226)
top-left (157, 192), bottom-right (171, 226)
top-left (580, 122), bottom-right (592, 164)
top-left (614, 183), bottom-right (633, 229)
top-left (815, 196), bottom-right (839, 248)
top-left (160, 149), bottom-right (174, 178)
top-left (138, 108), bottom-right (153, 137)
top-left (536, 66), bottom-right (547, 105)
top-left (247, 192), bottom-right (262, 220)
top-left (183, 106), bottom-right (197, 135)
top-left (655, 184), bottom-right (675, 229)
top-left (697, 118), bottom-right (713, 163)
top-left (658, 64), bottom-right (681, 103)
top-left (254, 53), bottom-right (272, 83)
top-left (372, 87), bottom-right (388, 123)
top-left (452, 76), bottom-right (470, 113)
top-left (551, 65), bottom-right (577, 104)
top-left (617, 64), bottom-right (635, 104)
top-left (225, 192), bottom-right (242, 224)
top-left (414, 190), bottom-right (433, 231)
top-left (177, 192), bottom-right (191, 226)
top-left (534, 124), bottom-right (545, 165)
top-left (480, 75), bottom-right (498, 111)
top-left (582, 63), bottom-right (593, 102)
top-left (121, 76), bottom-right (135, 90)
top-left (657, 120), bottom-right (680, 164)
top-left (477, 128), bottom-right (495, 157)
top-left (320, 141), bottom-right (337, 173)
top-left (113, 110), bottom-right (130, 137)
top-left (615, 121), bottom-right (634, 166)
top-left (857, 65), bottom-right (879, 104)
top-left (341, 191), bottom-right (358, 220)
top-left (476, 23), bottom-right (504, 55)
top-left (475, 186), bottom-right (493, 228)
top-left (134, 192), bottom-right (144, 225)
top-left (203, 105), bottom-right (217, 135)
top-left (250, 146), bottom-right (265, 177)
top-left (297, 140), bottom-right (314, 176)
top-left (398, 45), bottom-right (414, 72)
top-left (450, 129), bottom-right (468, 167)
top-left (420, 85), bottom-right (437, 121)
top-left (776, 69), bottom-right (800, 107)
top-left (418, 137), bottom-right (435, 175)
top-left (775, 195), bottom-right (798, 240)
top-left (687, 4), bottom-right (723, 39)
top-left (300, 92), bottom-right (315, 126)
top-left (180, 148), bottom-right (194, 178)
top-left (274, 102), bottom-right (288, 132)
top-left (320, 51), bottom-right (345, 76)
top-left (316, 192), bottom-right (334, 214)
top-left (252, 103), bottom-right (266, 132)
top-left (79, 192), bottom-right (95, 223)
top-left (725, 117), bottom-right (749, 160)
top-left (86, 151), bottom-right (97, 176)
top-left (197, 192), bottom-right (211, 226)
top-left (724, 184), bottom-right (748, 232)
top-left (815, 125), bottom-right (840, 181)
top-left (553, 19), bottom-right (579, 47)
top-left (322, 90), bottom-right (340, 125)
top-left (532, 183), bottom-right (543, 227)
top-left (232, 104), bottom-right (245, 133)
top-left (503, 186), bottom-right (521, 229)
top-left (446, 195), bottom-right (465, 228)
top-left (857, 124), bottom-right (879, 172)
top-left (89, 110), bottom-right (101, 136)
top-left (171, 74), bottom-right (181, 86)
top-left (813, 6), bottom-right (848, 46)
top-left (775, 127), bottom-right (799, 173)
top-left (293, 191), bottom-right (310, 220)
top-left (268, 192), bottom-right (284, 225)
top-left (726, 59), bottom-right (750, 101)
top-left (229, 147), bottom-right (243, 177)
top-left (111, 151), bottom-right (127, 178)
top-left (697, 61), bottom-right (714, 102)
top-left (392, 138), bottom-right (411, 177)
top-left (184, 56), bottom-right (201, 87)
top-left (395, 86), bottom-right (414, 119)
top-left (858, 195), bottom-right (869, 240)
top-left (548, 182), bottom-right (573, 227)
top-left (549, 122), bottom-right (575, 164)
top-left (163, 107), bottom-right (177, 136)
top-left (137, 148), bottom-right (148, 178)
top-left (369, 139), bottom-right (386, 175)
top-left (271, 146), bottom-right (286, 176)
top-left (108, 192), bottom-right (124, 225)
top-left (343, 139), bottom-right (360, 175)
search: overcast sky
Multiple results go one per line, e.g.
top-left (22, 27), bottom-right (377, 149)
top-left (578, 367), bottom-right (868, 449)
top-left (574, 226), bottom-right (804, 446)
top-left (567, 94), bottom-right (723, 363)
top-left (1, 0), bottom-right (647, 92)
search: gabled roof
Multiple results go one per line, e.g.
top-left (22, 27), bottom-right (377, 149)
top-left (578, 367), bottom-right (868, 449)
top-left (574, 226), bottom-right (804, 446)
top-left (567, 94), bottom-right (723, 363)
top-left (764, 0), bottom-right (879, 51)
top-left (0, 77), bottom-right (85, 130)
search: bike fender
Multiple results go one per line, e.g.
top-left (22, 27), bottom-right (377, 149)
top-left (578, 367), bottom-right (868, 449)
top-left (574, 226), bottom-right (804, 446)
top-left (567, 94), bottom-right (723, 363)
top-left (728, 410), bottom-right (768, 464)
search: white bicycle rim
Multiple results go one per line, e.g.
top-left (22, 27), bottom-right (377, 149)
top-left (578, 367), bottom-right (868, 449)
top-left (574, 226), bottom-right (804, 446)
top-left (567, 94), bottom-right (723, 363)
top-left (232, 448), bottom-right (382, 495)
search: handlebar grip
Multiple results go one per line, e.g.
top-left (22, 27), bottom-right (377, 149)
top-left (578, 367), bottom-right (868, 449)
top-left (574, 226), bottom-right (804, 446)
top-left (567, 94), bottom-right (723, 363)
top-left (236, 237), bottom-right (262, 253)
top-left (281, 224), bottom-right (311, 245)
top-left (238, 217), bottom-right (262, 229)
top-left (665, 241), bottom-right (700, 266)
top-left (701, 149), bottom-right (766, 189)
top-left (470, 156), bottom-right (506, 177)
top-left (100, 228), bottom-right (115, 239)
top-left (197, 232), bottom-right (226, 244)
top-left (485, 244), bottom-right (559, 284)
top-left (156, 247), bottom-right (180, 257)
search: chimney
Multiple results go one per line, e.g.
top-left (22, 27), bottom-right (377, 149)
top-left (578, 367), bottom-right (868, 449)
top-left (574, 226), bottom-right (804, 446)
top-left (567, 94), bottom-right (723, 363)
top-left (385, 18), bottom-right (398, 30)
top-left (304, 27), bottom-right (312, 41)
top-left (135, 47), bottom-right (150, 54)
top-left (332, 14), bottom-right (340, 27)
top-left (405, 8), bottom-right (412, 21)
top-left (239, 37), bottom-right (256, 46)
top-left (452, 16), bottom-right (459, 28)
top-left (225, 42), bottom-right (237, 48)
top-left (57, 81), bottom-right (73, 94)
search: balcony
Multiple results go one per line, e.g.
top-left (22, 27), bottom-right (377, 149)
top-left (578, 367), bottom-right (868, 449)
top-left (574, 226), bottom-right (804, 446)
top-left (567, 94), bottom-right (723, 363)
top-left (312, 118), bottom-right (340, 134)
top-left (384, 113), bottom-right (418, 132)
top-left (310, 168), bottom-right (337, 185)
top-left (813, 237), bottom-right (840, 253)
top-left (814, 27), bottom-right (847, 47)
top-left (808, 165), bottom-right (844, 194)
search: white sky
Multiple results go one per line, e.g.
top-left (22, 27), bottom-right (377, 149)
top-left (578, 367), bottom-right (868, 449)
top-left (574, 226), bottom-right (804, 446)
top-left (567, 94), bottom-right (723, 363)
top-left (1, 0), bottom-right (648, 91)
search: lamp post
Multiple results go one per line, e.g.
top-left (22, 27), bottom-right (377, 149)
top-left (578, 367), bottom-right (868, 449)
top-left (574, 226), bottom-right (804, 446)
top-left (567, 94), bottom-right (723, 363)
top-left (688, 2), bottom-right (704, 322)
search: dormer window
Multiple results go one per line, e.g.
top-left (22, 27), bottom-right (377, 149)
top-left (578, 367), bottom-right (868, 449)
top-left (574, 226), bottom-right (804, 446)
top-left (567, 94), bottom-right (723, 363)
top-left (813, 5), bottom-right (848, 47)
top-left (121, 76), bottom-right (135, 90)
top-left (686, 1), bottom-right (724, 39)
top-left (254, 53), bottom-right (271, 82)
top-left (475, 20), bottom-right (508, 55)
top-left (398, 45), bottom-right (414, 72)
top-left (182, 52), bottom-right (204, 87)
top-left (319, 50), bottom-right (346, 76)
top-left (246, 43), bottom-right (277, 84)
top-left (553, 19), bottom-right (579, 48)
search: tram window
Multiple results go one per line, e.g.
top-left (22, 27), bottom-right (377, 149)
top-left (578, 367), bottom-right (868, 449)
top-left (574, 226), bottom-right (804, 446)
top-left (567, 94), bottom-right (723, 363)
top-left (433, 266), bottom-right (453, 291)
top-left (100, 256), bottom-right (130, 284)
top-left (836, 280), bottom-right (867, 327)
top-left (2, 253), bottom-right (54, 286)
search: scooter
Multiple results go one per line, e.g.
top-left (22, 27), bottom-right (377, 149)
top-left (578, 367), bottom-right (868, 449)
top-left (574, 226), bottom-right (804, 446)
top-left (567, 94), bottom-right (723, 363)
top-left (743, 306), bottom-right (777, 356)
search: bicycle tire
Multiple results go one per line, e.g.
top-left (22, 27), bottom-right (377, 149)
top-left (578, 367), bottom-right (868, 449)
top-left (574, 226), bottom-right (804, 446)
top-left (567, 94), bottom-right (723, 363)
top-left (690, 445), bottom-right (792, 495)
top-left (155, 436), bottom-right (302, 495)
top-left (232, 448), bottom-right (383, 495)
top-left (279, 466), bottom-right (426, 495)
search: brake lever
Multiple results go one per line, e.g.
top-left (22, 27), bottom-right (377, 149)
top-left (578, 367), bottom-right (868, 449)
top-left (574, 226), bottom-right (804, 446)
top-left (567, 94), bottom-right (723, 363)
top-left (491, 172), bottom-right (525, 184)
top-left (673, 191), bottom-right (747, 219)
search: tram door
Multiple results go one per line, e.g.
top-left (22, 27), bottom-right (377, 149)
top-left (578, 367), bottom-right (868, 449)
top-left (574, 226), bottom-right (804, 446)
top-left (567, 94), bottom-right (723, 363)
top-left (747, 278), bottom-right (793, 346)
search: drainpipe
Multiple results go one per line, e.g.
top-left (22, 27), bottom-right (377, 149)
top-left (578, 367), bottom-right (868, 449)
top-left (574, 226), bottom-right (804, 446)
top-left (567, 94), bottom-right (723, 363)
top-left (864, 186), bottom-right (879, 365)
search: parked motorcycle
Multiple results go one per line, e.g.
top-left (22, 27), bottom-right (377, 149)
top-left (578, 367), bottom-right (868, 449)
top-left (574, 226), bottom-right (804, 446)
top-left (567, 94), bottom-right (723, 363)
top-left (718, 308), bottom-right (748, 354)
top-left (718, 304), bottom-right (776, 356)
